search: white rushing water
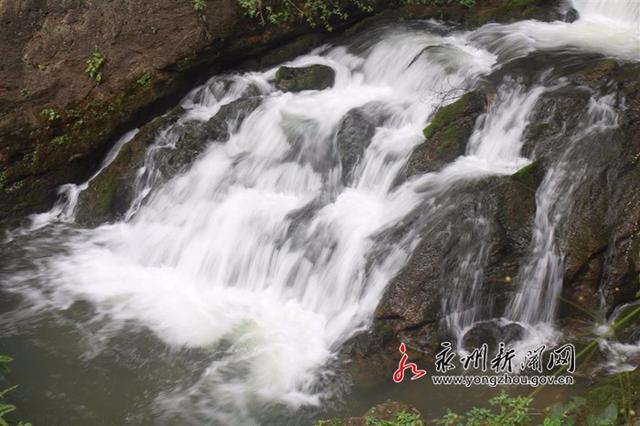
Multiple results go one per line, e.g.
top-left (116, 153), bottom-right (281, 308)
top-left (3, 1), bottom-right (640, 423)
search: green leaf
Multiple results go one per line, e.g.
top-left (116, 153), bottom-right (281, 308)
top-left (0, 402), bottom-right (16, 417)
top-left (0, 385), bottom-right (17, 399)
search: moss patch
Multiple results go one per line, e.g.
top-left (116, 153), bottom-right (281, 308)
top-left (511, 159), bottom-right (545, 191)
top-left (403, 91), bottom-right (484, 177)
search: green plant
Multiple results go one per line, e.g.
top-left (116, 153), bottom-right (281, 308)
top-left (51, 135), bottom-right (68, 146)
top-left (136, 72), bottom-right (153, 88)
top-left (436, 391), bottom-right (532, 426)
top-left (19, 89), bottom-right (29, 98)
top-left (366, 411), bottom-right (424, 426)
top-left (72, 119), bottom-right (85, 130)
top-left (85, 50), bottom-right (105, 83)
top-left (193, 0), bottom-right (206, 13)
top-left (0, 355), bottom-right (31, 426)
top-left (236, 0), bottom-right (476, 30)
top-left (40, 108), bottom-right (60, 122)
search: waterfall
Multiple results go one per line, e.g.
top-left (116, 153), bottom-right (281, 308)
top-left (2, 1), bottom-right (639, 423)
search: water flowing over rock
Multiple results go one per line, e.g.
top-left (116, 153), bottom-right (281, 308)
top-left (75, 96), bottom-right (263, 226)
top-left (336, 103), bottom-right (391, 184)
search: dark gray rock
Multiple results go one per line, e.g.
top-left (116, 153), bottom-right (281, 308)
top-left (462, 321), bottom-right (524, 353)
top-left (275, 64), bottom-right (335, 92)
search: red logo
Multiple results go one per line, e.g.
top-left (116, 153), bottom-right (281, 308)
top-left (393, 342), bottom-right (427, 383)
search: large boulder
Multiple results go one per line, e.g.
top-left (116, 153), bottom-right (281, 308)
top-left (373, 171), bottom-right (540, 353)
top-left (275, 64), bottom-right (335, 92)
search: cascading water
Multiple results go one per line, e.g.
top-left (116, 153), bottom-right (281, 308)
top-left (507, 94), bottom-right (619, 326)
top-left (1, 1), bottom-right (639, 424)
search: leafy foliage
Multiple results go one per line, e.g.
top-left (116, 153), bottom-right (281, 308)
top-left (136, 72), bottom-right (153, 88)
top-left (85, 50), bottom-right (105, 83)
top-left (193, 0), bottom-right (206, 13)
top-left (366, 410), bottom-right (425, 426)
top-left (51, 135), bottom-right (68, 146)
top-left (436, 391), bottom-right (532, 426)
top-left (0, 356), bottom-right (31, 426)
top-left (236, 0), bottom-right (475, 31)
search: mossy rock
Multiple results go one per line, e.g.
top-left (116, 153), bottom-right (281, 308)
top-left (75, 107), bottom-right (184, 226)
top-left (511, 159), bottom-right (545, 191)
top-left (404, 91), bottom-right (484, 178)
top-left (275, 64), bottom-right (335, 92)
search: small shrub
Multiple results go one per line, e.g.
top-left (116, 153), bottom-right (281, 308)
top-left (366, 410), bottom-right (424, 426)
top-left (193, 0), bottom-right (206, 13)
top-left (136, 72), bottom-right (153, 88)
top-left (41, 108), bottom-right (61, 122)
top-left (72, 119), bottom-right (85, 130)
top-left (51, 135), bottom-right (68, 146)
top-left (237, 0), bottom-right (475, 30)
top-left (85, 50), bottom-right (106, 83)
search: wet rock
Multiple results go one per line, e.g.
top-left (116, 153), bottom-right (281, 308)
top-left (521, 86), bottom-right (591, 158)
top-left (275, 64), bottom-right (335, 92)
top-left (462, 321), bottom-right (524, 353)
top-left (374, 174), bottom-right (537, 353)
top-left (336, 103), bottom-right (390, 184)
top-left (558, 63), bottom-right (640, 318)
top-left (564, 7), bottom-right (579, 23)
top-left (156, 97), bottom-right (262, 176)
top-left (403, 91), bottom-right (484, 178)
top-left (511, 160), bottom-right (545, 191)
top-left (74, 107), bottom-right (184, 227)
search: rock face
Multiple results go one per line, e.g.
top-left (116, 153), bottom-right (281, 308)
top-left (403, 91), bottom-right (485, 178)
top-left (75, 96), bottom-right (262, 226)
top-left (275, 64), bottom-right (335, 92)
top-left (373, 173), bottom-right (539, 353)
